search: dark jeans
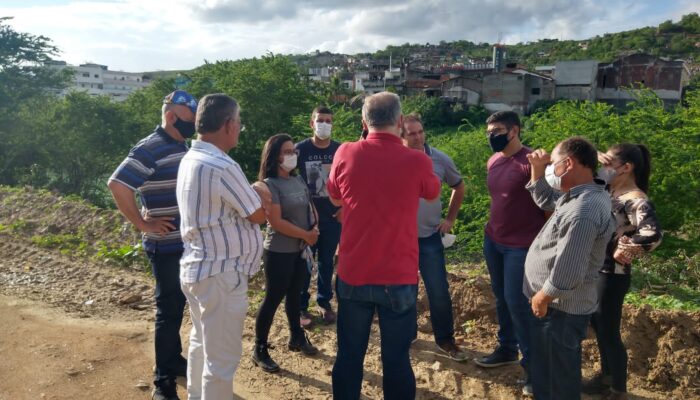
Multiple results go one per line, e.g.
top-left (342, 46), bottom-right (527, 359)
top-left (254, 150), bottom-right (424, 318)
top-left (301, 219), bottom-right (341, 310)
top-left (530, 307), bottom-right (590, 400)
top-left (418, 232), bottom-right (455, 344)
top-left (483, 235), bottom-right (531, 368)
top-left (256, 250), bottom-right (308, 341)
top-left (591, 272), bottom-right (631, 392)
top-left (332, 278), bottom-right (417, 400)
top-left (147, 249), bottom-right (186, 383)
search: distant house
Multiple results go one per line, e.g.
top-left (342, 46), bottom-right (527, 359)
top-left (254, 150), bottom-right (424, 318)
top-left (481, 70), bottom-right (554, 114)
top-left (596, 53), bottom-right (691, 108)
top-left (441, 77), bottom-right (482, 105)
top-left (554, 60), bottom-right (598, 101)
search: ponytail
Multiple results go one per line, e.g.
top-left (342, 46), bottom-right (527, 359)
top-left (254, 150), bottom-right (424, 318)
top-left (610, 143), bottom-right (651, 193)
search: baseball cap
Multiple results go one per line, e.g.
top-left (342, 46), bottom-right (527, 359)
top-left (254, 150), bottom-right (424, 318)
top-left (163, 90), bottom-right (198, 114)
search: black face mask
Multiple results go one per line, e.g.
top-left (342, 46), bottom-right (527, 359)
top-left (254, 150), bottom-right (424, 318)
top-left (488, 133), bottom-right (510, 152)
top-left (174, 118), bottom-right (196, 139)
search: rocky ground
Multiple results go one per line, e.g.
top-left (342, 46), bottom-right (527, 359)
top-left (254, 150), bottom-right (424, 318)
top-left (0, 186), bottom-right (698, 399)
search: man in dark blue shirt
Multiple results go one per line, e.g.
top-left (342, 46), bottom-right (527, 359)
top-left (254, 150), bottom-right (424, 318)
top-left (108, 90), bottom-right (198, 400)
top-left (296, 106), bottom-right (342, 326)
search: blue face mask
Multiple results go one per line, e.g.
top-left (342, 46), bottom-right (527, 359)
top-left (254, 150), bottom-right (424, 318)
top-left (174, 118), bottom-right (196, 138)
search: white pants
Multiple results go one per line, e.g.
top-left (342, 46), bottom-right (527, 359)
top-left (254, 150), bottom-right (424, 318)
top-left (181, 271), bottom-right (248, 400)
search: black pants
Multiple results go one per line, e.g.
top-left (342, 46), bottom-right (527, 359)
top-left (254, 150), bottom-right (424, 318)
top-left (591, 272), bottom-right (631, 392)
top-left (146, 249), bottom-right (186, 383)
top-left (255, 250), bottom-right (308, 342)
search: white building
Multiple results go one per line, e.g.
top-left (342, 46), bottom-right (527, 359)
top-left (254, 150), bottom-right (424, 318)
top-left (48, 61), bottom-right (151, 101)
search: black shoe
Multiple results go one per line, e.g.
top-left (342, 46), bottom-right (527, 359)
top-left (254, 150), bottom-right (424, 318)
top-left (252, 341), bottom-right (280, 373)
top-left (152, 379), bottom-right (179, 400)
top-left (581, 373), bottom-right (611, 394)
top-left (436, 340), bottom-right (468, 361)
top-left (473, 346), bottom-right (519, 368)
top-left (289, 333), bottom-right (318, 356)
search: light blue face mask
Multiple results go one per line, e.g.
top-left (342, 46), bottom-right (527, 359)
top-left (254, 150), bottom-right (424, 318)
top-left (597, 166), bottom-right (620, 184)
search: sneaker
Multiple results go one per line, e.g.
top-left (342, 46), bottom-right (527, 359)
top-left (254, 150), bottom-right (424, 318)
top-left (316, 304), bottom-right (336, 324)
top-left (289, 333), bottom-right (318, 356)
top-left (473, 347), bottom-right (519, 368)
top-left (252, 341), bottom-right (280, 373)
top-left (436, 340), bottom-right (468, 362)
top-left (581, 373), bottom-right (611, 394)
top-left (152, 379), bottom-right (179, 400)
top-left (300, 311), bottom-right (314, 329)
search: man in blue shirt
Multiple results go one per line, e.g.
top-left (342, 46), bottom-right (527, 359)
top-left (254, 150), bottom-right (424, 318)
top-left (108, 90), bottom-right (198, 400)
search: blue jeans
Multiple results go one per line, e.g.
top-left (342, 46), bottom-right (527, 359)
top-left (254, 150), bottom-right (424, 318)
top-left (332, 279), bottom-right (417, 400)
top-left (483, 235), bottom-right (531, 368)
top-left (418, 232), bottom-right (455, 344)
top-left (147, 249), bottom-right (187, 383)
top-left (530, 308), bottom-right (590, 400)
top-left (301, 219), bottom-right (341, 310)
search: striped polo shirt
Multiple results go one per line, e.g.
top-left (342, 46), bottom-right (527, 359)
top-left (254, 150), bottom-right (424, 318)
top-left (523, 178), bottom-right (615, 315)
top-left (176, 140), bottom-right (263, 283)
top-left (108, 126), bottom-right (188, 254)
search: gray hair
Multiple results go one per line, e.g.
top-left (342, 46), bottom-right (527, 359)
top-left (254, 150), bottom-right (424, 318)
top-left (196, 94), bottom-right (240, 134)
top-left (362, 92), bottom-right (401, 128)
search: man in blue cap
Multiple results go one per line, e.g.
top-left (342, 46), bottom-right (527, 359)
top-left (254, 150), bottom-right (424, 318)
top-left (108, 90), bottom-right (198, 400)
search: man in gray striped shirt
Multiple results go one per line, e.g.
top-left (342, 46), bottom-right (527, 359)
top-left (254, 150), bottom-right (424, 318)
top-left (176, 94), bottom-right (269, 400)
top-left (523, 137), bottom-right (615, 400)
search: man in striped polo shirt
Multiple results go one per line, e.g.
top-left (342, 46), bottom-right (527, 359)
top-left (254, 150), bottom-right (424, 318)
top-left (108, 90), bottom-right (198, 400)
top-left (176, 94), bottom-right (268, 400)
top-left (523, 137), bottom-right (615, 400)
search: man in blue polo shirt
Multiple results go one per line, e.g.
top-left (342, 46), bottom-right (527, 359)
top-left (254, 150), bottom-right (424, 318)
top-left (108, 90), bottom-right (198, 400)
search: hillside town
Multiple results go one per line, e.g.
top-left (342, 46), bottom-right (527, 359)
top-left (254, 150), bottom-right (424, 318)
top-left (50, 44), bottom-right (695, 115)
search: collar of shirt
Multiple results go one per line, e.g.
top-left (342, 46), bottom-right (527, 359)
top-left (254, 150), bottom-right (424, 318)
top-left (561, 180), bottom-right (606, 204)
top-left (155, 125), bottom-right (183, 145)
top-left (366, 132), bottom-right (402, 144)
top-left (190, 139), bottom-right (227, 157)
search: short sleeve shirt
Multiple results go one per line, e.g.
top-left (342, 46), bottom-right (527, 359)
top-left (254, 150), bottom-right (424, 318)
top-left (417, 145), bottom-right (463, 238)
top-left (263, 175), bottom-right (312, 253)
top-left (108, 126), bottom-right (187, 254)
top-left (327, 132), bottom-right (441, 286)
top-left (295, 138), bottom-right (341, 223)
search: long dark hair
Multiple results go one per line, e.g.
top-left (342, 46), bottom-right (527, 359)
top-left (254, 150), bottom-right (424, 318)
top-left (258, 133), bottom-right (294, 181)
top-left (610, 143), bottom-right (651, 193)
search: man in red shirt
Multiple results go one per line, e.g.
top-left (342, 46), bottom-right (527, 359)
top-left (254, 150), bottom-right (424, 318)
top-left (328, 92), bottom-right (441, 400)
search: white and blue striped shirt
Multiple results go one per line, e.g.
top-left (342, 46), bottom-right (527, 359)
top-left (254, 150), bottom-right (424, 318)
top-left (176, 140), bottom-right (263, 283)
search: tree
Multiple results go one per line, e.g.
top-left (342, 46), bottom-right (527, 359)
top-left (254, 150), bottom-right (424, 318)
top-left (0, 17), bottom-right (71, 186)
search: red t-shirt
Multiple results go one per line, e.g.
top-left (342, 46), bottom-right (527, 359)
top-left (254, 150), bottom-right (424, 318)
top-left (327, 132), bottom-right (441, 285)
top-left (485, 146), bottom-right (545, 248)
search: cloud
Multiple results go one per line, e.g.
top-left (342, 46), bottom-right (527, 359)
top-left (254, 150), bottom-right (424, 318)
top-left (0, 0), bottom-right (694, 71)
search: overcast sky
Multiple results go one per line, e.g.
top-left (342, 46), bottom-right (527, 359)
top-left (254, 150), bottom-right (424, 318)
top-left (2, 0), bottom-right (699, 72)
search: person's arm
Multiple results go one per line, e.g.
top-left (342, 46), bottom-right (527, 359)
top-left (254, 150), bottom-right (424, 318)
top-left (220, 165), bottom-right (266, 224)
top-left (108, 180), bottom-right (176, 234)
top-left (614, 198), bottom-right (663, 264)
top-left (438, 181), bottom-right (465, 233)
top-left (266, 203), bottom-right (319, 245)
top-left (420, 155), bottom-right (441, 202)
top-left (326, 146), bottom-right (344, 207)
top-left (525, 149), bottom-right (561, 211)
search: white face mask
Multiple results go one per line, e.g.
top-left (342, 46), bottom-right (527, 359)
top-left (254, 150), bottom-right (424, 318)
top-left (314, 122), bottom-right (332, 140)
top-left (441, 233), bottom-right (457, 248)
top-left (281, 154), bottom-right (297, 172)
top-left (597, 166), bottom-right (618, 183)
top-left (544, 159), bottom-right (568, 191)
